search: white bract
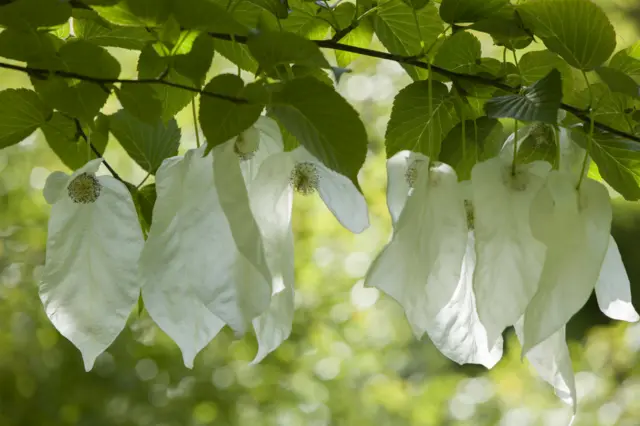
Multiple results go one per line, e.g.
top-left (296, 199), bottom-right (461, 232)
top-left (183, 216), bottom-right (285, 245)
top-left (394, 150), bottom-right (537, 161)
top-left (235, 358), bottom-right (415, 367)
top-left (366, 151), bottom-right (502, 368)
top-left (139, 142), bottom-right (272, 368)
top-left (523, 171), bottom-right (612, 352)
top-left (237, 121), bottom-right (370, 362)
top-left (471, 156), bottom-right (551, 347)
top-left (515, 320), bottom-right (577, 412)
top-left (40, 159), bottom-right (144, 371)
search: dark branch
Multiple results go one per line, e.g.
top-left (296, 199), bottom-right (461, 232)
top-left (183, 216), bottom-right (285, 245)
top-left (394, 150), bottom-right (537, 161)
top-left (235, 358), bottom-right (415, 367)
top-left (71, 118), bottom-right (125, 183)
top-left (208, 32), bottom-right (640, 144)
top-left (0, 62), bottom-right (248, 104)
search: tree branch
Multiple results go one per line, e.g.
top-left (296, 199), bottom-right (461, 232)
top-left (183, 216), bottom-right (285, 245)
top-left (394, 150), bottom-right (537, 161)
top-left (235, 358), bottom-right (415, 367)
top-left (71, 118), bottom-right (125, 184)
top-left (0, 62), bottom-right (248, 104)
top-left (208, 32), bottom-right (640, 144)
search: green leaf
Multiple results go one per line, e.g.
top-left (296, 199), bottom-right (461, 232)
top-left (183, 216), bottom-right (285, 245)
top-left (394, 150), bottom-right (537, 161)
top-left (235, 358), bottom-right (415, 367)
top-left (116, 84), bottom-right (163, 124)
top-left (402, 0), bottom-right (429, 10)
top-left (519, 50), bottom-right (574, 95)
top-left (484, 69), bottom-right (562, 124)
top-left (0, 27), bottom-right (61, 66)
top-left (42, 113), bottom-right (109, 170)
top-left (595, 67), bottom-right (640, 99)
top-left (30, 40), bottom-right (121, 123)
top-left (572, 129), bottom-right (640, 201)
top-left (137, 183), bottom-right (157, 229)
top-left (283, 5), bottom-right (331, 38)
top-left (247, 30), bottom-right (330, 71)
top-left (374, 1), bottom-right (443, 80)
top-left (109, 109), bottom-right (181, 174)
top-left (246, 0), bottom-right (288, 19)
top-left (291, 65), bottom-right (334, 86)
top-left (0, 89), bottom-right (51, 149)
top-left (385, 80), bottom-right (457, 159)
top-left (58, 39), bottom-right (122, 79)
top-left (199, 74), bottom-right (266, 154)
top-left (213, 40), bottom-right (259, 73)
top-left (0, 0), bottom-right (71, 29)
top-left (319, 2), bottom-right (354, 30)
top-left (269, 77), bottom-right (368, 185)
top-left (138, 44), bottom-right (195, 121)
top-left (518, 0), bottom-right (616, 70)
top-left (609, 42), bottom-right (640, 83)
top-left (93, 0), bottom-right (171, 27)
top-left (159, 15), bottom-right (182, 45)
top-left (439, 0), bottom-right (508, 24)
top-left (574, 83), bottom-right (635, 133)
top-left (434, 31), bottom-right (482, 74)
top-left (470, 6), bottom-right (533, 50)
top-left (439, 117), bottom-right (502, 180)
top-left (32, 77), bottom-right (111, 125)
top-left (334, 7), bottom-right (374, 67)
top-left (72, 12), bottom-right (154, 50)
top-left (173, 33), bottom-right (215, 87)
top-left (172, 0), bottom-right (248, 35)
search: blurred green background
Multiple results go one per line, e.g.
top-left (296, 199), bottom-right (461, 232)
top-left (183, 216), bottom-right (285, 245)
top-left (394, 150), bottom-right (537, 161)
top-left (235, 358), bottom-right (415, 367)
top-left (2, 1), bottom-right (640, 425)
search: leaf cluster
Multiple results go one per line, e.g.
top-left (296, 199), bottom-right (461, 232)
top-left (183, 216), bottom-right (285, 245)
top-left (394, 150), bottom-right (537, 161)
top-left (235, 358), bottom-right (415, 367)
top-left (0, 0), bottom-right (639, 215)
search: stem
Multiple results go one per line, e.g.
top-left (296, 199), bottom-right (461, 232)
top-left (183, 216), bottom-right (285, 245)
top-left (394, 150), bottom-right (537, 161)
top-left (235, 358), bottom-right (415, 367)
top-left (423, 25), bottom-right (450, 59)
top-left (461, 109), bottom-right (466, 159)
top-left (72, 118), bottom-right (124, 183)
top-left (412, 8), bottom-right (425, 52)
top-left (136, 173), bottom-right (150, 189)
top-left (577, 71), bottom-right (595, 191)
top-left (191, 98), bottom-right (201, 148)
top-left (332, 6), bottom-right (380, 42)
top-left (428, 61), bottom-right (434, 159)
top-left (554, 126), bottom-right (561, 170)
top-left (512, 120), bottom-right (519, 176)
top-left (322, 0), bottom-right (339, 30)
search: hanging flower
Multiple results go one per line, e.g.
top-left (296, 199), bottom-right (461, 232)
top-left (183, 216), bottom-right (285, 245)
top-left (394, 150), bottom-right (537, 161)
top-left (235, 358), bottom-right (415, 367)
top-left (365, 151), bottom-right (502, 368)
top-left (40, 159), bottom-right (144, 371)
top-left (470, 155), bottom-right (551, 349)
top-left (522, 168), bottom-right (637, 353)
top-left (139, 142), bottom-right (272, 368)
top-left (235, 120), bottom-right (370, 362)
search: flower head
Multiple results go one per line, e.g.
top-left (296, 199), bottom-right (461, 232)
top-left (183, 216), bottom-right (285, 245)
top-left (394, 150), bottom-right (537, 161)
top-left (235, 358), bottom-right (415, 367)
top-left (366, 151), bottom-right (502, 368)
top-left (40, 159), bottom-right (144, 371)
top-left (139, 143), bottom-right (272, 368)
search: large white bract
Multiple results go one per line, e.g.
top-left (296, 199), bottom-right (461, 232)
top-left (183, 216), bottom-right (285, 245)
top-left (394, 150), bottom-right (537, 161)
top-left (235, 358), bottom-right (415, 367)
top-left (40, 158), bottom-right (144, 371)
top-left (39, 119), bottom-right (638, 412)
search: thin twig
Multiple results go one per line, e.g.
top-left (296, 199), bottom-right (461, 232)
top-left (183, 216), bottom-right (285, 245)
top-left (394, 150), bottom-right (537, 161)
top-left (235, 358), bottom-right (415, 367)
top-left (0, 62), bottom-right (248, 104)
top-left (72, 119), bottom-right (125, 183)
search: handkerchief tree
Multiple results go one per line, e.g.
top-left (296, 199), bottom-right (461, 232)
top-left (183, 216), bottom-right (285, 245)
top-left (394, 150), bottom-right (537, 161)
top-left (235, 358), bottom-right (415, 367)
top-left (1, 0), bottom-right (639, 416)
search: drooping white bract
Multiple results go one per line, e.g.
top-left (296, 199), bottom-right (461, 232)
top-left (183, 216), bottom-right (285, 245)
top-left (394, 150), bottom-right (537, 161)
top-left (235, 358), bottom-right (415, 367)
top-left (514, 320), bottom-right (577, 412)
top-left (596, 236), bottom-right (640, 322)
top-left (523, 171), bottom-right (612, 353)
top-left (471, 156), bottom-right (551, 347)
top-left (40, 159), bottom-right (144, 371)
top-left (241, 139), bottom-right (370, 362)
top-left (245, 151), bottom-right (295, 363)
top-left (366, 151), bottom-right (502, 368)
top-left (139, 143), bottom-right (272, 368)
